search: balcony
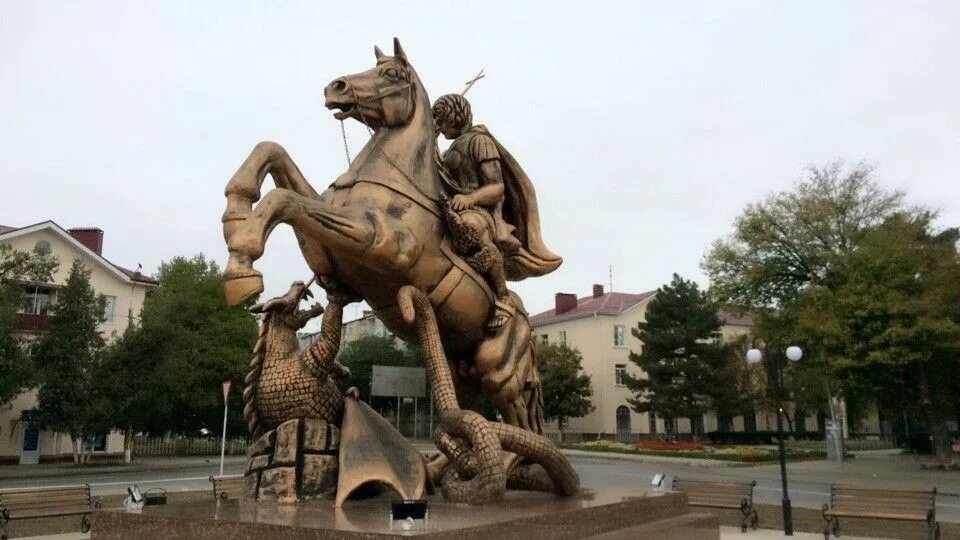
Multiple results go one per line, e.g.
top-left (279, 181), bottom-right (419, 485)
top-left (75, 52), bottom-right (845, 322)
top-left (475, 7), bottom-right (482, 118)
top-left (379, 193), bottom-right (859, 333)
top-left (16, 313), bottom-right (48, 332)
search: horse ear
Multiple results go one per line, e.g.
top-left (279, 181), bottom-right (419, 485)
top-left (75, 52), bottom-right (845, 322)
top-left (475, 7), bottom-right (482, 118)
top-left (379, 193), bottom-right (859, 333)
top-left (393, 37), bottom-right (408, 65)
top-left (374, 45), bottom-right (386, 62)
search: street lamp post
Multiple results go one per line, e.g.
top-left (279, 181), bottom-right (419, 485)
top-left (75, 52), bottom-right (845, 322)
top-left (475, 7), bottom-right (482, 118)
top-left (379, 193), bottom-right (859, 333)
top-left (747, 344), bottom-right (802, 536)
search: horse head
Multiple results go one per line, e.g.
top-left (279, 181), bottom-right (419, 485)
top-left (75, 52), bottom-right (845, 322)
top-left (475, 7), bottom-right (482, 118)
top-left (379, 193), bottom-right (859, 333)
top-left (324, 38), bottom-right (420, 130)
top-left (249, 280), bottom-right (322, 329)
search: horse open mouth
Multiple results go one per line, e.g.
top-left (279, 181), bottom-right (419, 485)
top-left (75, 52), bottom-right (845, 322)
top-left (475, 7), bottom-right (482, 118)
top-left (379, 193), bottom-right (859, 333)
top-left (329, 102), bottom-right (356, 120)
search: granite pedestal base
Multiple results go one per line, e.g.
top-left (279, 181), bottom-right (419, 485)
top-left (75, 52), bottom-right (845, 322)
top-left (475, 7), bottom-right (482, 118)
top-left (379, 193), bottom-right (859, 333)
top-left (91, 488), bottom-right (718, 539)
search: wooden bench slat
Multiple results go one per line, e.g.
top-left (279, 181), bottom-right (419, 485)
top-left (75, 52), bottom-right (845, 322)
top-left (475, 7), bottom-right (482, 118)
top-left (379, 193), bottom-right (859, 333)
top-left (688, 500), bottom-right (743, 509)
top-left (833, 501), bottom-right (932, 512)
top-left (6, 506), bottom-right (94, 519)
top-left (674, 486), bottom-right (750, 494)
top-left (0, 486), bottom-right (89, 497)
top-left (3, 498), bottom-right (93, 511)
top-left (833, 495), bottom-right (934, 506)
top-left (832, 502), bottom-right (930, 512)
top-left (833, 486), bottom-right (934, 494)
top-left (2, 493), bottom-right (90, 504)
top-left (833, 488), bottom-right (933, 499)
top-left (675, 481), bottom-right (751, 491)
top-left (826, 509), bottom-right (928, 521)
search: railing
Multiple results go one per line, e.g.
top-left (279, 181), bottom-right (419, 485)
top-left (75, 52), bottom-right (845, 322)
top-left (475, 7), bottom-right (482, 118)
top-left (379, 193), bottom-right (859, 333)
top-left (16, 313), bottom-right (48, 332)
top-left (133, 436), bottom-right (248, 456)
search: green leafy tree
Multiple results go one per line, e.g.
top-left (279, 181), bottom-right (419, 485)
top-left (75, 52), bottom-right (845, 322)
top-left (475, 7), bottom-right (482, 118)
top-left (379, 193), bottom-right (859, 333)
top-left (623, 274), bottom-right (746, 434)
top-left (796, 214), bottom-right (960, 463)
top-left (0, 244), bottom-right (58, 404)
top-left (33, 260), bottom-right (108, 464)
top-left (99, 255), bottom-right (257, 448)
top-left (703, 161), bottom-right (904, 309)
top-left (535, 342), bottom-right (594, 441)
top-left (336, 335), bottom-right (422, 401)
top-left (703, 162), bottom-right (912, 432)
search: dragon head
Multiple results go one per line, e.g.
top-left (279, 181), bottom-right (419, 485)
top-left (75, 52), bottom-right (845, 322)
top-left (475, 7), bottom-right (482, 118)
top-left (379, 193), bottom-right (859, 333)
top-left (249, 280), bottom-right (323, 329)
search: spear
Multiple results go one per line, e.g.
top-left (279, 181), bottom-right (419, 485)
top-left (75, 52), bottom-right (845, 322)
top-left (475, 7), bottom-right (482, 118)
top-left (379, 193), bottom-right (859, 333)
top-left (461, 69), bottom-right (485, 96)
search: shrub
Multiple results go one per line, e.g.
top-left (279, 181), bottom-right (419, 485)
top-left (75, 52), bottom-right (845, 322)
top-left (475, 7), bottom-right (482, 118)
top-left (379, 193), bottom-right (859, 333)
top-left (707, 430), bottom-right (824, 445)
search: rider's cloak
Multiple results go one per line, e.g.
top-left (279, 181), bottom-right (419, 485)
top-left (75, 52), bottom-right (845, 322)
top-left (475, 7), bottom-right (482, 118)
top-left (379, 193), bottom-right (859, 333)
top-left (442, 125), bottom-right (563, 281)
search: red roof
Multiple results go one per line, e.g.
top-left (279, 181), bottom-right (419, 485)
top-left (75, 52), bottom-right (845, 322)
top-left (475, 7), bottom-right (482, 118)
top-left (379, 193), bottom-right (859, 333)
top-left (0, 225), bottom-right (15, 234)
top-left (530, 291), bottom-right (656, 327)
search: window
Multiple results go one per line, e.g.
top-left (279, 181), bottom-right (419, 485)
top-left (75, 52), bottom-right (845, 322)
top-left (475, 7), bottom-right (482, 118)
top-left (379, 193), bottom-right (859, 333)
top-left (614, 364), bottom-right (627, 386)
top-left (33, 240), bottom-right (52, 256)
top-left (20, 286), bottom-right (53, 315)
top-left (648, 413), bottom-right (657, 434)
top-left (613, 325), bottom-right (626, 347)
top-left (540, 334), bottom-right (548, 344)
top-left (102, 296), bottom-right (117, 323)
top-left (558, 331), bottom-right (566, 345)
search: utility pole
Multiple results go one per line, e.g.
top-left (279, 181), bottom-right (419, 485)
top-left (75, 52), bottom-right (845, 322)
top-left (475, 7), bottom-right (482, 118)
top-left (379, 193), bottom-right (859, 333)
top-left (219, 380), bottom-right (231, 476)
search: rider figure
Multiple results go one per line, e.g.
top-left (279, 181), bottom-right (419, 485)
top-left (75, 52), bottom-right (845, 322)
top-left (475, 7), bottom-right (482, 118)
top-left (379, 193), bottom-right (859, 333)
top-left (433, 94), bottom-right (521, 331)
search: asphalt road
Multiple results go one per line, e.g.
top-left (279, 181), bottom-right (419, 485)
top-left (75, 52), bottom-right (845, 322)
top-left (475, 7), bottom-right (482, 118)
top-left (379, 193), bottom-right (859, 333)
top-left (3, 455), bottom-right (959, 523)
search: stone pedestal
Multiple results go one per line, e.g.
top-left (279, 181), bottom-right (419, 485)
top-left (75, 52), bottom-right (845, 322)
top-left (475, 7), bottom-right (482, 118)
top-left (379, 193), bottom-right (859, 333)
top-left (246, 418), bottom-right (340, 502)
top-left (91, 489), bottom-right (719, 539)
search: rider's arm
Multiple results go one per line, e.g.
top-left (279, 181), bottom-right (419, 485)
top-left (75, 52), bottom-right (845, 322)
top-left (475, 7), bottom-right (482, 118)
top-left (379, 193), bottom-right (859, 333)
top-left (471, 163), bottom-right (505, 207)
top-left (469, 134), bottom-right (505, 208)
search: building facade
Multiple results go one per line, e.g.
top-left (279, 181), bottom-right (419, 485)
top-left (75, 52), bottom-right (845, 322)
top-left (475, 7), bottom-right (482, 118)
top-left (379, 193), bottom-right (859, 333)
top-left (531, 283), bottom-right (754, 439)
top-left (298, 309), bottom-right (403, 350)
top-left (0, 221), bottom-right (156, 463)
top-left (531, 283), bottom-right (882, 440)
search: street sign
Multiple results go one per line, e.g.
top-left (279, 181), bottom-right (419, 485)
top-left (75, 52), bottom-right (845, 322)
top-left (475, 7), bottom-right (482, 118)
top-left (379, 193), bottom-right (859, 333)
top-left (371, 366), bottom-right (426, 398)
top-left (222, 380), bottom-right (232, 403)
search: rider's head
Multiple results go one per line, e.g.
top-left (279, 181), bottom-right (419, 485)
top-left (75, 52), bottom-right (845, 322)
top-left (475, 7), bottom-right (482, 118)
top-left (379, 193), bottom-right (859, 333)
top-left (432, 94), bottom-right (472, 140)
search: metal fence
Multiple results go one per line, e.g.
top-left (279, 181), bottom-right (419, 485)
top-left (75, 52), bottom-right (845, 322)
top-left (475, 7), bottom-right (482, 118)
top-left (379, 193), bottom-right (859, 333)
top-left (133, 436), bottom-right (248, 456)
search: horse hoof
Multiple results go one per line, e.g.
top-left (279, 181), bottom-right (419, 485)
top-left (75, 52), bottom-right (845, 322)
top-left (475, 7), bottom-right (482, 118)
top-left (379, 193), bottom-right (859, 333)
top-left (224, 274), bottom-right (264, 305)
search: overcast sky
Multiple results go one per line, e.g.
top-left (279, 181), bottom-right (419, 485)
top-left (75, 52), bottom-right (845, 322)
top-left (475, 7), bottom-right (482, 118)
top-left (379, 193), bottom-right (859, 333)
top-left (2, 1), bottom-right (959, 326)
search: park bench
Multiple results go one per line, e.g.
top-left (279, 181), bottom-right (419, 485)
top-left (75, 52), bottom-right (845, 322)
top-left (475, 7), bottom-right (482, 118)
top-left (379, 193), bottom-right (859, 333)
top-left (0, 484), bottom-right (101, 540)
top-left (822, 484), bottom-right (939, 539)
top-left (672, 476), bottom-right (758, 532)
top-left (209, 475), bottom-right (245, 500)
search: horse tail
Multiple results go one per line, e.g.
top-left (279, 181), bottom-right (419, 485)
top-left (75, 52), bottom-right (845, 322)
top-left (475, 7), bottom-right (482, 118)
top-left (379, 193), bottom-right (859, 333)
top-left (243, 314), bottom-right (269, 438)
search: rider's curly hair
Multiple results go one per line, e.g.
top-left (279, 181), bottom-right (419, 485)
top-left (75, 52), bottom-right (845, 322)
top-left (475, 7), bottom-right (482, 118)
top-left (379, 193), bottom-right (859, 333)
top-left (432, 94), bottom-right (472, 130)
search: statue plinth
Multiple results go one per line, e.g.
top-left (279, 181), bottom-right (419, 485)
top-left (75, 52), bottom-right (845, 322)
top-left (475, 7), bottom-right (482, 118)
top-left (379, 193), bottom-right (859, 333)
top-left (92, 489), bottom-right (720, 539)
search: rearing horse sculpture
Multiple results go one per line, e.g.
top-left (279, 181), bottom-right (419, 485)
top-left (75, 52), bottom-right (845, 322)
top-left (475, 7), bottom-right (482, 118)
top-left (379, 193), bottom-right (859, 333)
top-left (221, 38), bottom-right (577, 503)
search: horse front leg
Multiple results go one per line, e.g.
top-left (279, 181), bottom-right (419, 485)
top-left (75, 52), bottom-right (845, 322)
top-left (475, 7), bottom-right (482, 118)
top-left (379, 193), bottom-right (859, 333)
top-left (223, 188), bottom-right (421, 305)
top-left (222, 142), bottom-right (322, 277)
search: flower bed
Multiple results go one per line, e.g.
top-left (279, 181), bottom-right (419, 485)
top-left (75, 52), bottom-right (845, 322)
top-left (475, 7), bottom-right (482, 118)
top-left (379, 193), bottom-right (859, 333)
top-left (634, 440), bottom-right (705, 451)
top-left (566, 440), bottom-right (826, 462)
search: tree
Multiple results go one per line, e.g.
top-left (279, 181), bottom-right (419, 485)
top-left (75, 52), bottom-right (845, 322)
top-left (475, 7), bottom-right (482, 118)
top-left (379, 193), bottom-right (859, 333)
top-left (703, 161), bottom-right (904, 309)
top-left (623, 274), bottom-right (746, 435)
top-left (0, 244), bottom-right (58, 404)
top-left (33, 260), bottom-right (108, 464)
top-left (703, 162), bottom-right (913, 433)
top-left (98, 255), bottom-right (257, 452)
top-left (336, 335), bottom-right (422, 402)
top-left (795, 214), bottom-right (960, 464)
top-left (535, 342), bottom-right (594, 442)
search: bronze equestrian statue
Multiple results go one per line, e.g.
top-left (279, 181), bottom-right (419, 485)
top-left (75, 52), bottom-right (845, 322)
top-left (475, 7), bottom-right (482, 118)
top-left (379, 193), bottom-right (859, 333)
top-left (221, 38), bottom-right (576, 504)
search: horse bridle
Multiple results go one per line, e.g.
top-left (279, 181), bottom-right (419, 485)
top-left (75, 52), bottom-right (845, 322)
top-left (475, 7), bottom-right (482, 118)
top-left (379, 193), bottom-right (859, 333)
top-left (341, 80), bottom-right (442, 206)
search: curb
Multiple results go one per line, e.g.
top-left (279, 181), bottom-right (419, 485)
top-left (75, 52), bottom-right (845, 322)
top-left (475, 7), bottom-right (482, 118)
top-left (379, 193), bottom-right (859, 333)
top-left (558, 449), bottom-right (754, 468)
top-left (0, 456), bottom-right (248, 481)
